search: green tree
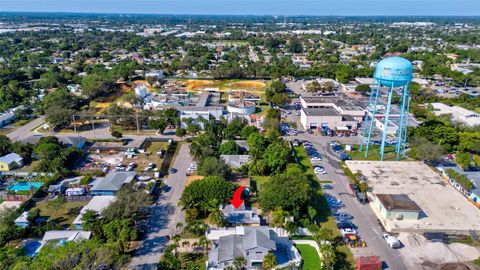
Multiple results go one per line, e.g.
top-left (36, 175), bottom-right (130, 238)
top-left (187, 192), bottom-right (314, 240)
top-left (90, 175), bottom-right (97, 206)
top-left (240, 125), bottom-right (258, 140)
top-left (320, 243), bottom-right (336, 270)
top-left (198, 156), bottom-right (229, 178)
top-left (262, 253), bottom-right (277, 269)
top-left (456, 152), bottom-right (472, 169)
top-left (0, 135), bottom-right (12, 156)
top-left (355, 84), bottom-right (371, 94)
top-left (219, 140), bottom-right (241, 155)
top-left (175, 128), bottom-right (187, 138)
top-left (233, 256), bottom-right (246, 270)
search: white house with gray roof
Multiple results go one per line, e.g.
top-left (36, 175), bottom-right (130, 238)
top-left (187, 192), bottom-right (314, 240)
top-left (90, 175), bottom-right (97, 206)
top-left (90, 171), bottom-right (136, 195)
top-left (73, 195), bottom-right (116, 229)
top-left (221, 203), bottom-right (261, 226)
top-left (207, 226), bottom-right (301, 270)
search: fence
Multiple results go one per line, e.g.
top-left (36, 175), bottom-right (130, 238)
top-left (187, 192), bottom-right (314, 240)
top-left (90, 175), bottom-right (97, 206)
top-left (0, 194), bottom-right (30, 201)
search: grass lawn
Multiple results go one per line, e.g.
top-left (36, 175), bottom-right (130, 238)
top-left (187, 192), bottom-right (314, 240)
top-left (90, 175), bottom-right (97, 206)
top-left (179, 253), bottom-right (207, 270)
top-left (144, 141), bottom-right (169, 154)
top-left (296, 244), bottom-right (321, 270)
top-left (345, 144), bottom-right (401, 161)
top-left (15, 160), bottom-right (40, 173)
top-left (250, 175), bottom-right (270, 191)
top-left (34, 199), bottom-right (88, 228)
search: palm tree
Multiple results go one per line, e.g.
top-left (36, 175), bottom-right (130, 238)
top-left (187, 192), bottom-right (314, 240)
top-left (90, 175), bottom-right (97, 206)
top-left (262, 253), bottom-right (277, 269)
top-left (198, 235), bottom-right (209, 254)
top-left (271, 207), bottom-right (287, 228)
top-left (320, 243), bottom-right (336, 270)
top-left (182, 240), bottom-right (190, 252)
top-left (233, 256), bottom-right (247, 270)
top-left (191, 241), bottom-right (199, 252)
top-left (206, 199), bottom-right (226, 227)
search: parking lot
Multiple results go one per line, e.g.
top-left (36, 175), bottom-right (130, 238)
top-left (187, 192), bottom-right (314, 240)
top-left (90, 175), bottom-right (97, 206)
top-left (296, 134), bottom-right (407, 269)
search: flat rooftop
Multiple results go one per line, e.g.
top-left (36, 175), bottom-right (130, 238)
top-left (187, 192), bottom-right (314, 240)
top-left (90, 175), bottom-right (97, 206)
top-left (302, 108), bottom-right (339, 117)
top-left (346, 161), bottom-right (480, 234)
top-left (376, 194), bottom-right (421, 212)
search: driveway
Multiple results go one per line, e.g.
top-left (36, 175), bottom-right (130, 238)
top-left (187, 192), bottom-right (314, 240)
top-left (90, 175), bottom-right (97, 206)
top-left (128, 143), bottom-right (191, 270)
top-left (7, 116), bottom-right (44, 141)
top-left (297, 133), bottom-right (408, 269)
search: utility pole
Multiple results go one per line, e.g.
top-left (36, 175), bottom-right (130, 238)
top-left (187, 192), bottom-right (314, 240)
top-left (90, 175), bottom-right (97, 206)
top-left (136, 112), bottom-right (140, 134)
top-left (72, 115), bottom-right (77, 135)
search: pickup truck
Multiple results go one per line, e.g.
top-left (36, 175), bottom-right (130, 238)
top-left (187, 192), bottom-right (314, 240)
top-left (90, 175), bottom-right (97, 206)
top-left (383, 233), bottom-right (401, 249)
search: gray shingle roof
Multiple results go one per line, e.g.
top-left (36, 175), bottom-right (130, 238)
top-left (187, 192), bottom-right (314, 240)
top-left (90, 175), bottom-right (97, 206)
top-left (90, 172), bottom-right (136, 192)
top-left (217, 235), bottom-right (244, 263)
top-left (243, 227), bottom-right (276, 251)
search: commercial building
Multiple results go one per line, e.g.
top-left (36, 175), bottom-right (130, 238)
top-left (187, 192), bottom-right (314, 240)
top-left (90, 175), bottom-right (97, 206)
top-left (430, 103), bottom-right (480, 127)
top-left (374, 194), bottom-right (422, 220)
top-left (299, 96), bottom-right (361, 130)
top-left (346, 161), bottom-right (480, 234)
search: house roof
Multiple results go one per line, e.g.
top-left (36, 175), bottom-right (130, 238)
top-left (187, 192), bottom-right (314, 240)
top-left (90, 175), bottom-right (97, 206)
top-left (0, 153), bottom-right (23, 165)
top-left (376, 194), bottom-right (422, 212)
top-left (57, 136), bottom-right (85, 147)
top-left (214, 226), bottom-right (276, 263)
top-left (217, 235), bottom-right (244, 263)
top-left (222, 203), bottom-right (261, 225)
top-left (302, 108), bottom-right (340, 117)
top-left (73, 195), bottom-right (116, 225)
top-left (14, 211), bottom-right (29, 223)
top-left (90, 171), bottom-right (136, 192)
top-left (220, 155), bottom-right (251, 169)
top-left (42, 230), bottom-right (91, 242)
top-left (243, 227), bottom-right (276, 251)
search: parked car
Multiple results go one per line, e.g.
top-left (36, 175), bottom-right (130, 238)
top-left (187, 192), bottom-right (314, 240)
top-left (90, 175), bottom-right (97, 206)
top-left (383, 234), bottom-right (401, 249)
top-left (333, 212), bottom-right (353, 220)
top-left (321, 184), bottom-right (333, 189)
top-left (170, 168), bottom-right (177, 174)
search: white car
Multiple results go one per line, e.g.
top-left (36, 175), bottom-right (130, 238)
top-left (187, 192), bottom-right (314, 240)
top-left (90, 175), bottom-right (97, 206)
top-left (383, 234), bottom-right (401, 248)
top-left (341, 228), bottom-right (357, 236)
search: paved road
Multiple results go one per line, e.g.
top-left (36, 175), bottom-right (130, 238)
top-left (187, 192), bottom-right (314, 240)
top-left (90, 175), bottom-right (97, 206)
top-left (6, 116), bottom-right (44, 141)
top-left (296, 132), bottom-right (408, 269)
top-left (128, 143), bottom-right (191, 270)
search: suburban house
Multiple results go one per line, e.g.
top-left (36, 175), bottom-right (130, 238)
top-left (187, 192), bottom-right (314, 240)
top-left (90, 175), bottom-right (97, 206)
top-left (14, 211), bottom-right (30, 228)
top-left (57, 136), bottom-right (87, 149)
top-left (0, 153), bottom-right (24, 171)
top-left (47, 183), bottom-right (67, 196)
top-left (220, 155), bottom-right (251, 169)
top-left (20, 135), bottom-right (86, 149)
top-left (207, 226), bottom-right (301, 270)
top-left (32, 230), bottom-right (92, 255)
top-left (72, 196), bottom-right (116, 229)
top-left (0, 112), bottom-right (15, 127)
top-left (221, 203), bottom-right (261, 226)
top-left (90, 171), bottom-right (136, 195)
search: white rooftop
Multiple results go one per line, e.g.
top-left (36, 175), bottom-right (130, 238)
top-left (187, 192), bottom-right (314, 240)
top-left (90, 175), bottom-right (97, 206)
top-left (72, 196), bottom-right (116, 225)
top-left (346, 161), bottom-right (480, 234)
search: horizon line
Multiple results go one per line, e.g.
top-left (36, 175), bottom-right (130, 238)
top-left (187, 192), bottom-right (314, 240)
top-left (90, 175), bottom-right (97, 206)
top-left (1, 11), bottom-right (480, 18)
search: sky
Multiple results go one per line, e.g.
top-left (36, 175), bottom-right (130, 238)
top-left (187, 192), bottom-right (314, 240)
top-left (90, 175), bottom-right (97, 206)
top-left (0, 0), bottom-right (479, 16)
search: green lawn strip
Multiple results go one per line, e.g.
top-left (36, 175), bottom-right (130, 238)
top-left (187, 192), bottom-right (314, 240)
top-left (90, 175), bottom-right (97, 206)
top-left (296, 244), bottom-right (321, 270)
top-left (293, 146), bottom-right (355, 267)
top-left (342, 144), bottom-right (398, 161)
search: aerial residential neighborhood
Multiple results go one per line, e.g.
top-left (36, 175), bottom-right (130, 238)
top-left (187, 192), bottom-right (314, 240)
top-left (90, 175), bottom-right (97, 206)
top-left (0, 2), bottom-right (479, 270)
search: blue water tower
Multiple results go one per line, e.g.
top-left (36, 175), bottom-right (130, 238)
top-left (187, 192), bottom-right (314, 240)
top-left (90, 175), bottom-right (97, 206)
top-left (360, 57), bottom-right (413, 160)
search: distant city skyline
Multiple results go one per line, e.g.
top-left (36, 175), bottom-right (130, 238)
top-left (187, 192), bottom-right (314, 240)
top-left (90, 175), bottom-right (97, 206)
top-left (1, 0), bottom-right (479, 16)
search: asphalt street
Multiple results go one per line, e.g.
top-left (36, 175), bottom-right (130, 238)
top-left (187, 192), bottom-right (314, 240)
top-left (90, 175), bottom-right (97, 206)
top-left (128, 143), bottom-right (191, 270)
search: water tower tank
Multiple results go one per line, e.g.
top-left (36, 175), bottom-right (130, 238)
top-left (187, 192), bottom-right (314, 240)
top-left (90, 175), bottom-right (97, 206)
top-left (373, 57), bottom-right (413, 87)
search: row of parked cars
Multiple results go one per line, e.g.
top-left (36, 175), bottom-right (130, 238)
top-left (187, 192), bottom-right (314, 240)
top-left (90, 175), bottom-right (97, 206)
top-left (303, 141), bottom-right (323, 163)
top-left (325, 194), bottom-right (363, 245)
top-left (328, 141), bottom-right (351, 161)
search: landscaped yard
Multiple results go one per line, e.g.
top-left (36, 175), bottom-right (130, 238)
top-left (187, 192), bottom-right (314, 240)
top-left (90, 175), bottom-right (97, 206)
top-left (34, 198), bottom-right (88, 228)
top-left (250, 175), bottom-right (270, 191)
top-left (296, 244), bottom-right (321, 270)
top-left (179, 253), bottom-right (207, 270)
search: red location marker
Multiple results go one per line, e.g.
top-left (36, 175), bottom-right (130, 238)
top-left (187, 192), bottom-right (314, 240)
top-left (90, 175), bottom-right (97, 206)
top-left (229, 186), bottom-right (246, 209)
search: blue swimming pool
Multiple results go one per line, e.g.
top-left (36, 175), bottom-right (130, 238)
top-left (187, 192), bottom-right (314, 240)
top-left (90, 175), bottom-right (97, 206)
top-left (7, 182), bottom-right (44, 191)
top-left (22, 241), bottom-right (41, 257)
